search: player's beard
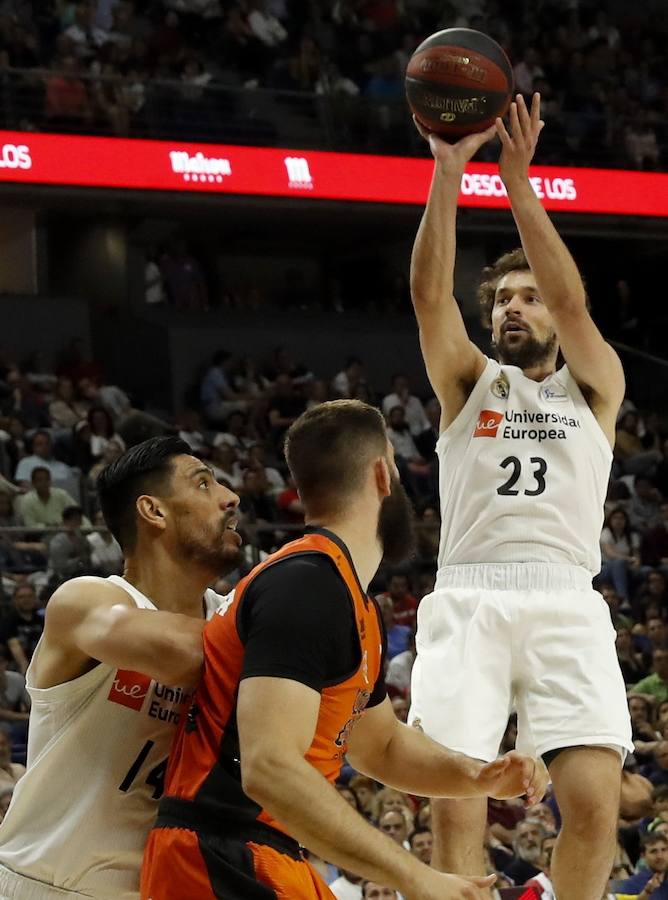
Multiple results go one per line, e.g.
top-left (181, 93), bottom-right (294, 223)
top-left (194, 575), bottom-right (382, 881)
top-left (175, 513), bottom-right (242, 575)
top-left (496, 329), bottom-right (557, 370)
top-left (377, 475), bottom-right (417, 565)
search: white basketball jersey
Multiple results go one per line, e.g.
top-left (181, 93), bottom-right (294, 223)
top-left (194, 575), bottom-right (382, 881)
top-left (437, 357), bottom-right (612, 574)
top-left (0, 576), bottom-right (231, 899)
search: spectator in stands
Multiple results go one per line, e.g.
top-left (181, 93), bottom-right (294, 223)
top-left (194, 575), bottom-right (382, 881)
top-left (524, 832), bottom-right (557, 899)
top-left (14, 431), bottom-right (75, 488)
top-left (48, 376), bottom-right (88, 429)
top-left (386, 405), bottom-right (432, 497)
top-left (648, 743), bottom-right (668, 788)
top-left (246, 0), bottom-right (287, 49)
top-left (176, 409), bottom-right (208, 455)
top-left (616, 832), bottom-right (668, 897)
top-left (45, 55), bottom-right (91, 128)
top-left (329, 867), bottom-right (363, 900)
top-left (385, 631), bottom-right (415, 698)
top-left (209, 443), bottom-right (243, 490)
top-left (348, 774), bottom-right (376, 819)
top-left (88, 437), bottom-right (123, 486)
top-left (0, 732), bottom-right (24, 791)
top-left (246, 444), bottom-right (285, 495)
top-left (381, 374), bottom-right (429, 437)
top-left (1, 583), bottom-right (43, 675)
top-left (634, 649), bottom-right (668, 704)
top-left (504, 819), bottom-right (546, 885)
top-left (376, 572), bottom-right (417, 632)
top-left (375, 593), bottom-right (410, 660)
top-left (87, 406), bottom-right (125, 460)
top-left (637, 576), bottom-right (668, 622)
top-left (617, 625), bottom-right (650, 686)
top-left (0, 493), bottom-right (17, 528)
top-left (160, 239), bottom-right (209, 311)
top-left (18, 467), bottom-right (81, 529)
top-left (408, 827), bottom-right (432, 865)
top-left (0, 645), bottom-right (28, 742)
top-left (630, 476), bottom-right (663, 532)
top-left (276, 475), bottom-right (304, 525)
top-left (416, 505), bottom-right (440, 562)
top-left (200, 351), bottom-right (247, 424)
top-left (213, 411), bottom-right (256, 459)
top-left (86, 510), bottom-right (123, 576)
top-left (513, 48), bottom-right (545, 96)
top-left (331, 357), bottom-right (365, 399)
top-left (600, 506), bottom-right (642, 602)
top-left (642, 502), bottom-right (668, 574)
top-left (361, 884), bottom-right (397, 900)
top-left (390, 695), bottom-right (408, 723)
top-left (267, 373), bottom-right (306, 446)
top-left (47, 505), bottom-right (92, 585)
top-left (415, 397), bottom-right (440, 461)
top-left (378, 809), bottom-right (410, 849)
top-left (0, 787), bottom-right (13, 823)
top-left (625, 114), bottom-right (661, 171)
top-left (238, 467), bottom-right (276, 537)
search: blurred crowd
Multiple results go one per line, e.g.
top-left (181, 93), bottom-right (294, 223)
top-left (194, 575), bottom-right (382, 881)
top-left (0, 0), bottom-right (664, 167)
top-left (2, 334), bottom-right (668, 895)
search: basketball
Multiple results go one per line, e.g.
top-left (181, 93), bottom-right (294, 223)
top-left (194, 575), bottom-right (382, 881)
top-left (405, 28), bottom-right (514, 139)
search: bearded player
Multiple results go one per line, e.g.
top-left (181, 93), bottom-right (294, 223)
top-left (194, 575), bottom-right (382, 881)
top-left (0, 436), bottom-right (241, 899)
top-left (408, 94), bottom-right (632, 900)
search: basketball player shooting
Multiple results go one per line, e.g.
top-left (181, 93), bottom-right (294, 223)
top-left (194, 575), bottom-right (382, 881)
top-left (0, 437), bottom-right (241, 899)
top-left (408, 93), bottom-right (633, 900)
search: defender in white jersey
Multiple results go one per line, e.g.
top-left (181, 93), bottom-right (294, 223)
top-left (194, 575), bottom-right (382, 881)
top-left (0, 436), bottom-right (241, 899)
top-left (408, 94), bottom-right (632, 900)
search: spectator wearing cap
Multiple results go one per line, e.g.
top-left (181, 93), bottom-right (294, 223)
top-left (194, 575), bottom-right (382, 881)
top-left (47, 505), bottom-right (92, 584)
top-left (14, 432), bottom-right (76, 489)
top-left (1, 584), bottom-right (43, 675)
top-left (18, 467), bottom-right (83, 529)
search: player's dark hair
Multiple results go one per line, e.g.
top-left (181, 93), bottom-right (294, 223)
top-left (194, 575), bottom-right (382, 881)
top-left (477, 246), bottom-right (590, 326)
top-left (284, 400), bottom-right (387, 518)
top-left (97, 436), bottom-right (191, 552)
top-left (477, 248), bottom-right (531, 326)
top-left (643, 830), bottom-right (668, 850)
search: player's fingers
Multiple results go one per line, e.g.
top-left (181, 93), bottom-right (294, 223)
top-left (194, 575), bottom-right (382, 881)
top-left (509, 100), bottom-right (521, 141)
top-left (531, 91), bottom-right (542, 128)
top-left (516, 93), bottom-right (532, 138)
top-left (495, 117), bottom-right (513, 149)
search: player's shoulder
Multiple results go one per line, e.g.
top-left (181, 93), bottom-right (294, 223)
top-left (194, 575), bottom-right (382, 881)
top-left (253, 552), bottom-right (343, 592)
top-left (45, 576), bottom-right (134, 626)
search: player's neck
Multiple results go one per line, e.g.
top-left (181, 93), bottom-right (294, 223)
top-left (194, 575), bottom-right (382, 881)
top-left (520, 362), bottom-right (555, 382)
top-left (307, 513), bottom-right (382, 592)
top-left (122, 552), bottom-right (213, 617)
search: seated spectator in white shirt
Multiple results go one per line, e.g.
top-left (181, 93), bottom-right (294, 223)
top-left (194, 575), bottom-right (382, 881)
top-left (14, 431), bottom-right (76, 488)
top-left (88, 406), bottom-right (126, 460)
top-left (87, 511), bottom-right (123, 576)
top-left (18, 467), bottom-right (84, 529)
top-left (246, 0), bottom-right (287, 46)
top-left (210, 443), bottom-right (243, 490)
top-left (382, 374), bottom-right (429, 436)
top-left (331, 357), bottom-right (365, 399)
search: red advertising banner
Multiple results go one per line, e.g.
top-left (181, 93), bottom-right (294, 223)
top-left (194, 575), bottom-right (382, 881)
top-left (0, 131), bottom-right (666, 216)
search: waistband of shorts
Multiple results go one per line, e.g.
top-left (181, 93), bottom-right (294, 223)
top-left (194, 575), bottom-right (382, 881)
top-left (155, 796), bottom-right (303, 860)
top-left (0, 864), bottom-right (92, 898)
top-left (435, 563), bottom-right (593, 591)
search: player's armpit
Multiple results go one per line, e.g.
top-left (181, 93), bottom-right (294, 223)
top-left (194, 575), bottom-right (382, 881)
top-left (32, 577), bottom-right (204, 689)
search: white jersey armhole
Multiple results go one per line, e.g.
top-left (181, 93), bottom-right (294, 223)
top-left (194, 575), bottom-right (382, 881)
top-left (436, 356), bottom-right (499, 451)
top-left (562, 366), bottom-right (613, 460)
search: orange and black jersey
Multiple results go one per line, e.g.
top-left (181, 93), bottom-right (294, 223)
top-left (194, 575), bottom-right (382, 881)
top-left (155, 527), bottom-right (386, 841)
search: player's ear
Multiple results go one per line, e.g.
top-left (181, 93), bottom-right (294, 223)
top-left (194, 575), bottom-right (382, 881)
top-left (136, 495), bottom-right (167, 533)
top-left (373, 456), bottom-right (392, 499)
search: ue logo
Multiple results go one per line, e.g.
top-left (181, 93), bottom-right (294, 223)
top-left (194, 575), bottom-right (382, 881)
top-left (108, 669), bottom-right (151, 711)
top-left (474, 409), bottom-right (503, 438)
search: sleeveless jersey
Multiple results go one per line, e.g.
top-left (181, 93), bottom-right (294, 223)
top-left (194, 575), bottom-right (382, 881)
top-left (0, 576), bottom-right (229, 899)
top-left (437, 357), bottom-right (612, 574)
top-left (157, 532), bottom-right (383, 839)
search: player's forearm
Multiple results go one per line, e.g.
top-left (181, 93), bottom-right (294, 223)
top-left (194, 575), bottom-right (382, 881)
top-left (348, 720), bottom-right (486, 798)
top-left (410, 163), bottom-right (461, 307)
top-left (504, 175), bottom-right (587, 313)
top-left (242, 753), bottom-right (424, 894)
top-left (77, 605), bottom-right (204, 687)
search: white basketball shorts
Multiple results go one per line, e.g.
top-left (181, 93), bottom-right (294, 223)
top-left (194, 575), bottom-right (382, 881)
top-left (409, 563), bottom-right (633, 763)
